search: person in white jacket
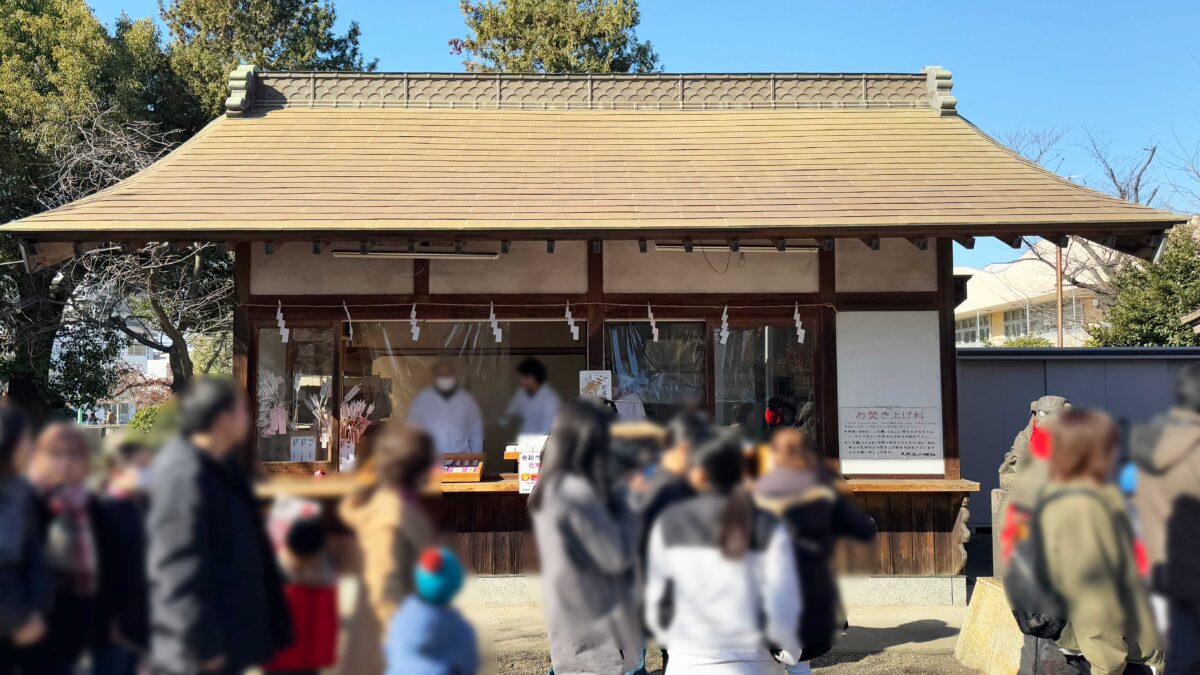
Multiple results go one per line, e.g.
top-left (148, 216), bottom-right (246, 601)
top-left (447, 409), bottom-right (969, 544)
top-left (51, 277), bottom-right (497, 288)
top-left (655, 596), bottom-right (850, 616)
top-left (407, 360), bottom-right (483, 454)
top-left (644, 431), bottom-right (803, 674)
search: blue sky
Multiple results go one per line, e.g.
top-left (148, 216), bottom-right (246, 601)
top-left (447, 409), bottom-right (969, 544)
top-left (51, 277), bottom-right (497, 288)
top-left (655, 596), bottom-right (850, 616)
top-left (87, 0), bottom-right (1200, 267)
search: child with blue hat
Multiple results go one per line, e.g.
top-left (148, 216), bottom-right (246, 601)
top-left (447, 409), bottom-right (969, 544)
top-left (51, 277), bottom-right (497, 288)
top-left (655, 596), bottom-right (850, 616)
top-left (385, 546), bottom-right (479, 674)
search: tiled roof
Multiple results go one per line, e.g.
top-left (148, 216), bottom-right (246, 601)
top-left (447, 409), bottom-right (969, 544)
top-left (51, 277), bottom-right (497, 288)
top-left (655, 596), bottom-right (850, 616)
top-left (5, 68), bottom-right (1184, 243)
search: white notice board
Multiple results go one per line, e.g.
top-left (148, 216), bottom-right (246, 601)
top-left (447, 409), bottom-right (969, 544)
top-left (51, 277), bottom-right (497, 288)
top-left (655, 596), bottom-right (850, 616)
top-left (835, 311), bottom-right (944, 474)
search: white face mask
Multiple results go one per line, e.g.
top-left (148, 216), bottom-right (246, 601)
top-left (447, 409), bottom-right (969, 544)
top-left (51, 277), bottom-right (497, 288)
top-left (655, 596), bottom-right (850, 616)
top-left (435, 376), bottom-right (458, 393)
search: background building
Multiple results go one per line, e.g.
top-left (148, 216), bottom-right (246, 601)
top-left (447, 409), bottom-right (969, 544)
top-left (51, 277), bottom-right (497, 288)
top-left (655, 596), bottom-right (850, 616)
top-left (955, 240), bottom-right (1110, 347)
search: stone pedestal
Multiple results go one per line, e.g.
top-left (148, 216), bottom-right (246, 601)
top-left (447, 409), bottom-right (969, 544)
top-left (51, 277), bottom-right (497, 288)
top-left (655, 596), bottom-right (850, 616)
top-left (991, 488), bottom-right (1009, 577)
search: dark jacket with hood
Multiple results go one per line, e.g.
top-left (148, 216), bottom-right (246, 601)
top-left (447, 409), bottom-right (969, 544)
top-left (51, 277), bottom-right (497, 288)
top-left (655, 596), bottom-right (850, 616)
top-left (1131, 406), bottom-right (1200, 601)
top-left (755, 467), bottom-right (876, 661)
top-left (385, 595), bottom-right (478, 675)
top-left (147, 436), bottom-right (292, 673)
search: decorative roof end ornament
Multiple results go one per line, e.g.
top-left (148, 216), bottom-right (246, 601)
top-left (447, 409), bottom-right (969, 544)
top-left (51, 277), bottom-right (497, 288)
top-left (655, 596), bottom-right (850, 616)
top-left (921, 65), bottom-right (956, 116)
top-left (225, 64), bottom-right (261, 116)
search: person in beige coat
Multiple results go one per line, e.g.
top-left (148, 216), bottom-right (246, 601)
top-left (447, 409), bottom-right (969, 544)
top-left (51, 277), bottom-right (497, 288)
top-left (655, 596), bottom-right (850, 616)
top-left (338, 425), bottom-right (437, 675)
top-left (1040, 408), bottom-right (1164, 675)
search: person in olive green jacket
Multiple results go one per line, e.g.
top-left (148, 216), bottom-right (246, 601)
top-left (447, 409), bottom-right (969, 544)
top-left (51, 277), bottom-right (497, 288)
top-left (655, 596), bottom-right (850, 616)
top-left (1040, 408), bottom-right (1164, 675)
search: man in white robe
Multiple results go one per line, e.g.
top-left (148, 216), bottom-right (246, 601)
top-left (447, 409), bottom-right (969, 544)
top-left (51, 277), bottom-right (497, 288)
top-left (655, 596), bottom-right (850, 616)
top-left (408, 359), bottom-right (484, 454)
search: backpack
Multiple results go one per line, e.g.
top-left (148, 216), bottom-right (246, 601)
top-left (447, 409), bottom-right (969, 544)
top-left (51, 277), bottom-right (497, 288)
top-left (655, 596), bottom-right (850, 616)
top-left (1003, 489), bottom-right (1106, 640)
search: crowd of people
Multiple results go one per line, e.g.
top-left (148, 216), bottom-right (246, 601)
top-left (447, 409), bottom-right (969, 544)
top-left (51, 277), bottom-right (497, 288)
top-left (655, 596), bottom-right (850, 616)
top-left (0, 362), bottom-right (1197, 674)
top-left (1002, 362), bottom-right (1200, 675)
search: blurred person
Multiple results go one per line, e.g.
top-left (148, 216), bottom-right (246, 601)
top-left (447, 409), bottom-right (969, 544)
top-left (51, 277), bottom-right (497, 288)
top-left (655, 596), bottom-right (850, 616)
top-left (22, 423), bottom-right (113, 675)
top-left (339, 425), bottom-right (436, 675)
top-left (755, 428), bottom-right (876, 673)
top-left (630, 413), bottom-right (713, 566)
top-left (504, 357), bottom-right (561, 436)
top-left (147, 377), bottom-right (292, 675)
top-left (644, 430), bottom-right (802, 674)
top-left (529, 400), bottom-right (641, 675)
top-left (1040, 408), bottom-right (1163, 674)
top-left (1131, 361), bottom-right (1200, 674)
top-left (408, 359), bottom-right (484, 454)
top-left (385, 546), bottom-right (478, 675)
top-left (92, 433), bottom-right (154, 675)
top-left (0, 405), bottom-right (51, 675)
top-left (263, 504), bottom-right (338, 675)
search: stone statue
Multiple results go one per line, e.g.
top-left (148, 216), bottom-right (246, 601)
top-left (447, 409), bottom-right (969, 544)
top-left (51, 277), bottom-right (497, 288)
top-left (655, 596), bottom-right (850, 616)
top-left (998, 395), bottom-right (1070, 492)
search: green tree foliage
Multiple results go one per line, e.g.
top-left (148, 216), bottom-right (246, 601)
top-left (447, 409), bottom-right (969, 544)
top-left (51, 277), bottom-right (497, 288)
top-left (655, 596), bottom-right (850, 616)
top-left (161, 0), bottom-right (376, 117)
top-left (983, 335), bottom-right (1054, 348)
top-left (127, 403), bottom-right (161, 434)
top-left (450, 0), bottom-right (659, 73)
top-left (1090, 222), bottom-right (1200, 347)
top-left (2, 0), bottom-right (373, 413)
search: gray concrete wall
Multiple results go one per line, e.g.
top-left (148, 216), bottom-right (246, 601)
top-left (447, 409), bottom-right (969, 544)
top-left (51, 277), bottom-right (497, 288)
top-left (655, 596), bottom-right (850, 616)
top-left (956, 347), bottom-right (1200, 524)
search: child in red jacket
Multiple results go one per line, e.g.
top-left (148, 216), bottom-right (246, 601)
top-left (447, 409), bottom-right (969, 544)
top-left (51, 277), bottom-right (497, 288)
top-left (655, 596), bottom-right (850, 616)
top-left (264, 501), bottom-right (338, 675)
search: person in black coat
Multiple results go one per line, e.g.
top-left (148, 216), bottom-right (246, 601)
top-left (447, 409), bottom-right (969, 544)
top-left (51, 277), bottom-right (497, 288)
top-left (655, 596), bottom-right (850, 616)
top-left (0, 405), bottom-right (51, 675)
top-left (754, 428), bottom-right (876, 673)
top-left (92, 433), bottom-right (155, 675)
top-left (147, 378), bottom-right (292, 675)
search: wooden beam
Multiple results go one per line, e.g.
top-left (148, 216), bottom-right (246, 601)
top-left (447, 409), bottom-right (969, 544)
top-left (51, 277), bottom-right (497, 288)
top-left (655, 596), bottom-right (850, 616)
top-left (953, 236), bottom-right (975, 249)
top-left (860, 236), bottom-right (880, 250)
top-left (818, 243), bottom-right (839, 469)
top-left (1042, 234), bottom-right (1069, 248)
top-left (906, 236), bottom-right (929, 251)
top-left (999, 235), bottom-right (1023, 249)
top-left (936, 238), bottom-right (961, 480)
top-left (586, 243), bottom-right (604, 369)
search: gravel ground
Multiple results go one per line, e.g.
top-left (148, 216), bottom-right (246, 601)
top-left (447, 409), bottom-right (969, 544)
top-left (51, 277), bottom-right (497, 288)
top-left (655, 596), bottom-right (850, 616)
top-left (494, 649), bottom-right (981, 674)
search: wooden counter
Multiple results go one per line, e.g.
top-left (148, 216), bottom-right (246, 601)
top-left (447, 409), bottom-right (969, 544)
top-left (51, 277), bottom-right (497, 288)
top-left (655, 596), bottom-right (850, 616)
top-left (256, 474), bottom-right (976, 576)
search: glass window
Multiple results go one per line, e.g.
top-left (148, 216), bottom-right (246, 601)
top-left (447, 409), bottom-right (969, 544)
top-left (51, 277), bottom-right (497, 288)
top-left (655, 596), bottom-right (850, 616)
top-left (954, 317), bottom-right (977, 344)
top-left (127, 343), bottom-right (147, 357)
top-left (978, 319), bottom-right (991, 341)
top-left (714, 325), bottom-right (815, 443)
top-left (1028, 302), bottom-right (1057, 335)
top-left (1003, 309), bottom-right (1027, 338)
top-left (342, 320), bottom-right (586, 469)
top-left (606, 322), bottom-right (706, 423)
top-left (256, 326), bottom-right (336, 463)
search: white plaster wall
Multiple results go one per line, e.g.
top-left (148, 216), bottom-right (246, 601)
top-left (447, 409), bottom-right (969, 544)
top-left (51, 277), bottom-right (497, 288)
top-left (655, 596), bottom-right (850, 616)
top-left (430, 240), bottom-right (587, 294)
top-left (250, 244), bottom-right (414, 295)
top-left (835, 238), bottom-right (937, 293)
top-left (603, 241), bottom-right (819, 293)
top-left (836, 311), bottom-right (944, 475)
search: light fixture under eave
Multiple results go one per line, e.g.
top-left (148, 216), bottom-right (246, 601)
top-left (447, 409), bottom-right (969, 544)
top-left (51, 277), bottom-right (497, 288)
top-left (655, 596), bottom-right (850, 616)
top-left (330, 249), bottom-right (500, 260)
top-left (654, 242), bottom-right (819, 253)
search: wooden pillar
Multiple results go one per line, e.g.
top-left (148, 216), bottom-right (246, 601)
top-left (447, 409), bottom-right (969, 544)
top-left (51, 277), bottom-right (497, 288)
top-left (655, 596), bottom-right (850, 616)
top-left (936, 237), bottom-right (961, 479)
top-left (232, 242), bottom-right (251, 390)
top-left (586, 242), bottom-right (605, 370)
top-left (818, 243), bottom-right (840, 469)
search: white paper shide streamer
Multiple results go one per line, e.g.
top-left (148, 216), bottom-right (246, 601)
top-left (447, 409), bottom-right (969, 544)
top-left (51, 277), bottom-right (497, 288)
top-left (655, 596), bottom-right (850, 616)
top-left (719, 305), bottom-right (730, 345)
top-left (409, 304), bottom-right (420, 342)
top-left (565, 303), bottom-right (580, 341)
top-left (647, 303), bottom-right (659, 342)
top-left (794, 303), bottom-right (806, 344)
top-left (489, 302), bottom-right (502, 343)
top-left (276, 301), bottom-right (289, 343)
top-left (343, 301), bottom-right (354, 343)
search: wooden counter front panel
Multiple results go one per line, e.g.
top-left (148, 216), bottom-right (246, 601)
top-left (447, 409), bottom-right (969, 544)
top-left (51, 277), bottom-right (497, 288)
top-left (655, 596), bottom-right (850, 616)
top-left (423, 492), bottom-right (535, 576)
top-left (834, 491), bottom-right (970, 576)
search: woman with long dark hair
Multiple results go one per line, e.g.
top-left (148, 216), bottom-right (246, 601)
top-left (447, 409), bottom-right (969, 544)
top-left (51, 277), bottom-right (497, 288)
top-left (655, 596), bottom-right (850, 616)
top-left (530, 400), bottom-right (641, 675)
top-left (644, 431), bottom-right (802, 674)
top-left (0, 405), bottom-right (51, 675)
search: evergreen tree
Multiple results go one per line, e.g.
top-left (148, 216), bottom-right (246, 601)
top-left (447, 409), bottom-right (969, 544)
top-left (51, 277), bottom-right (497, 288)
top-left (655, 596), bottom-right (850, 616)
top-left (1090, 221), bottom-right (1200, 347)
top-left (161, 0), bottom-right (376, 117)
top-left (450, 0), bottom-right (660, 73)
